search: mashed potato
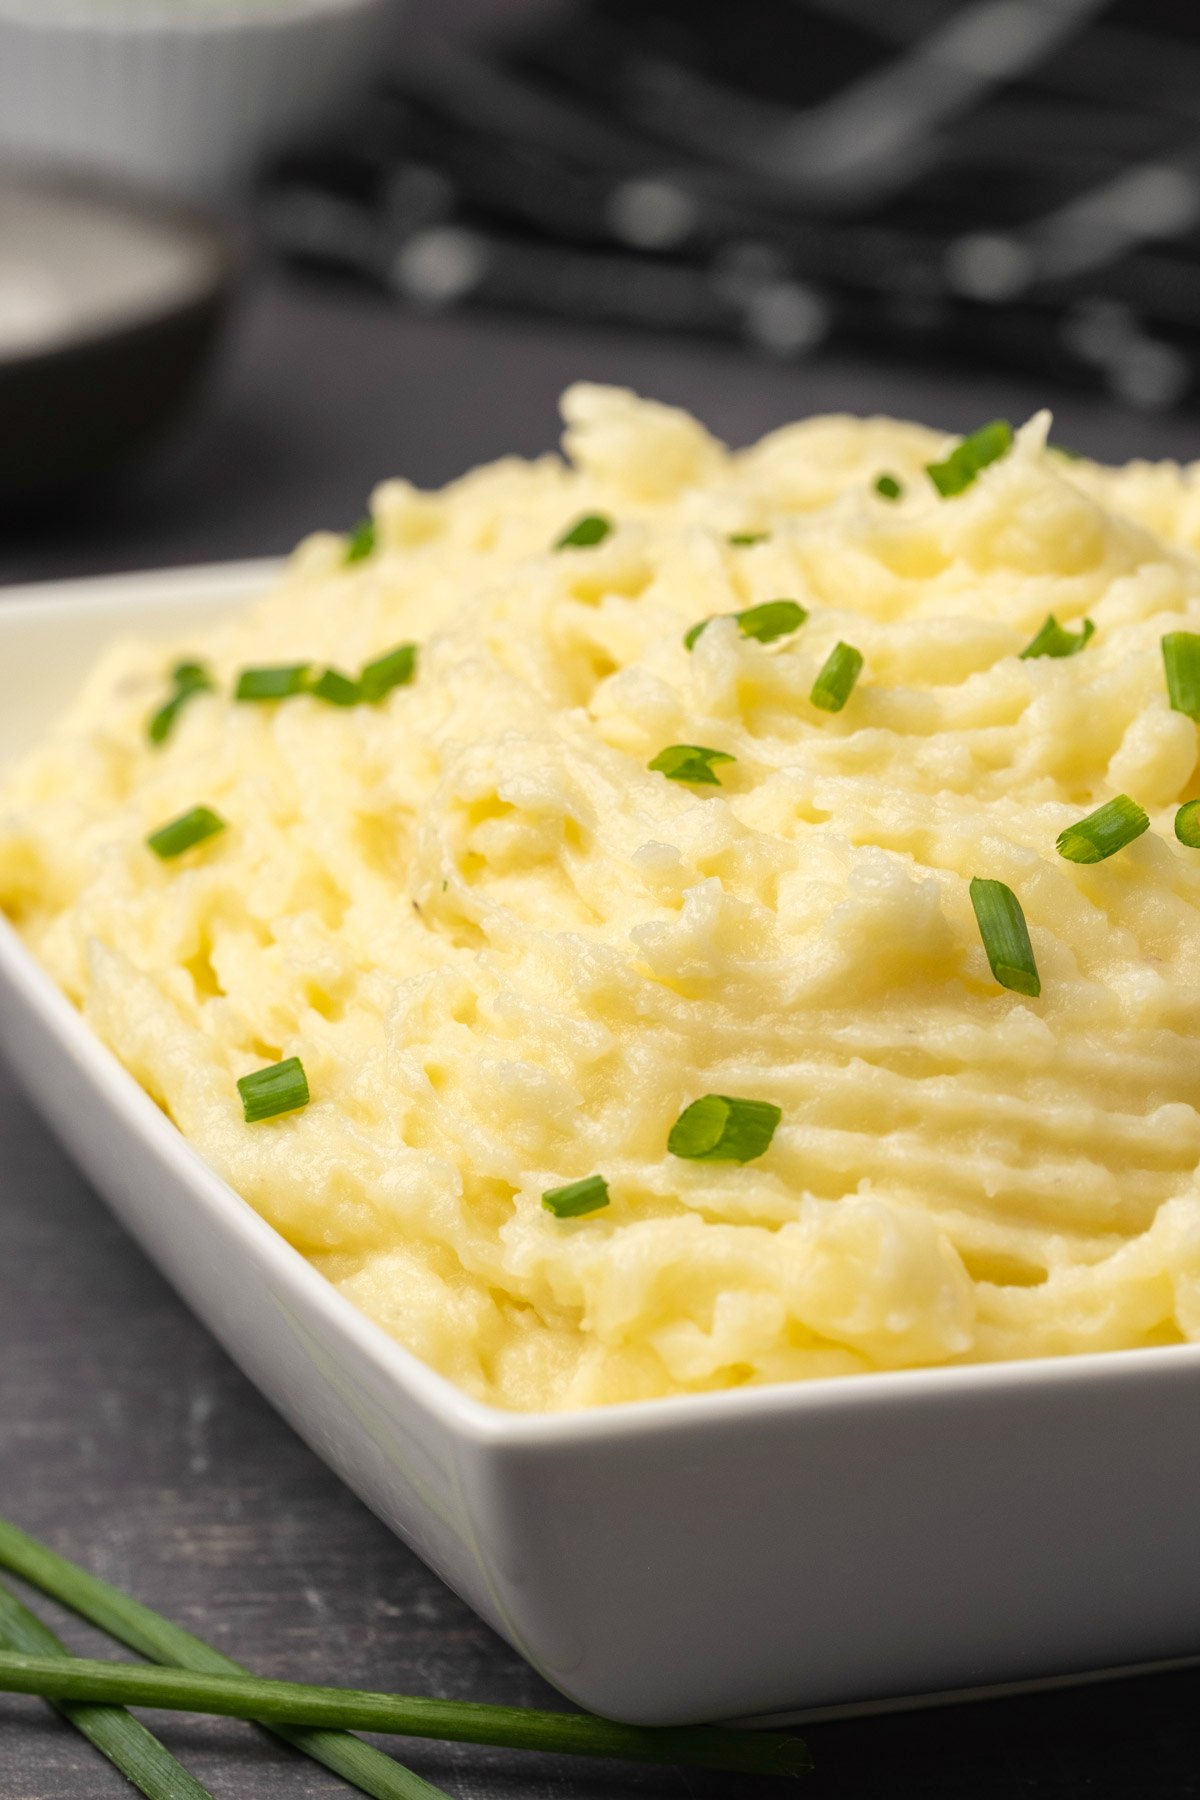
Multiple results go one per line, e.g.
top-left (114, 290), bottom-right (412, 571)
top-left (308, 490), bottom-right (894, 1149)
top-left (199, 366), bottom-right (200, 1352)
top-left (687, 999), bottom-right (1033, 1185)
top-left (6, 386), bottom-right (1200, 1410)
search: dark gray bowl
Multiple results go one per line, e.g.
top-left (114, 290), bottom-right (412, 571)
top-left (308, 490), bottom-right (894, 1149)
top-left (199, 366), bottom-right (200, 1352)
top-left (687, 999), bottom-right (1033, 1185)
top-left (0, 175), bottom-right (232, 500)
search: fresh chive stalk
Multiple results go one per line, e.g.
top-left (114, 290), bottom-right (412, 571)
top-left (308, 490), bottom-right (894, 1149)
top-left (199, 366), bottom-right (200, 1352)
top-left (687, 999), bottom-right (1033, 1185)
top-left (360, 643), bottom-right (417, 702)
top-left (0, 1515), bottom-right (452, 1800)
top-left (668, 1095), bottom-right (781, 1164)
top-left (555, 514), bottom-right (612, 549)
top-left (0, 1581), bottom-right (213, 1800)
top-left (237, 1057), bottom-right (310, 1123)
top-left (542, 1175), bottom-right (610, 1218)
top-left (1175, 800), bottom-right (1200, 846)
top-left (0, 1652), bottom-right (811, 1779)
top-left (685, 599), bottom-right (806, 651)
top-left (1162, 632), bottom-right (1200, 720)
top-left (149, 663), bottom-right (214, 746)
top-left (235, 665), bottom-right (311, 702)
top-left (810, 642), bottom-right (863, 713)
top-left (926, 420), bottom-right (1013, 497)
top-left (1020, 615), bottom-right (1095, 660)
top-left (345, 519), bottom-right (377, 564)
top-left (146, 807), bottom-right (226, 862)
top-left (1055, 795), bottom-right (1149, 864)
top-left (874, 474), bottom-right (902, 500)
top-left (969, 877), bottom-right (1040, 998)
top-left (648, 745), bottom-right (736, 785)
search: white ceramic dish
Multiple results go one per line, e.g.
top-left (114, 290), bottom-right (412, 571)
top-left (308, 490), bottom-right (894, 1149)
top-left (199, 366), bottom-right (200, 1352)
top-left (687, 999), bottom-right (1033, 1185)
top-left (4, 560), bottom-right (1200, 1728)
top-left (0, 0), bottom-right (394, 201)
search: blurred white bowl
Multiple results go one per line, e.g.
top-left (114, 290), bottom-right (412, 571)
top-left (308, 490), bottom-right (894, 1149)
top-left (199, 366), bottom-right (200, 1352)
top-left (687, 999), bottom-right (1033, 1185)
top-left (0, 0), bottom-right (396, 201)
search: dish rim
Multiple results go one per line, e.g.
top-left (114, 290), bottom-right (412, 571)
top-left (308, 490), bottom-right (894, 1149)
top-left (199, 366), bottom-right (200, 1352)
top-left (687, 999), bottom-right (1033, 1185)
top-left (4, 556), bottom-right (1200, 1453)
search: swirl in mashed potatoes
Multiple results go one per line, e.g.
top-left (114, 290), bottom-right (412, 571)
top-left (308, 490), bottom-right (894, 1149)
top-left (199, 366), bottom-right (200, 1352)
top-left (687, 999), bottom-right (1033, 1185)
top-left (5, 386), bottom-right (1200, 1410)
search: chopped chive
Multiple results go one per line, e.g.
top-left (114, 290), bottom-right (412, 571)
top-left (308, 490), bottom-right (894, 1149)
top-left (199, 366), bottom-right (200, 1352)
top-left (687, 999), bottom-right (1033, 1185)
top-left (148, 694), bottom-right (188, 746)
top-left (810, 642), bottom-right (863, 712)
top-left (969, 877), bottom-right (1040, 998)
top-left (1162, 631), bottom-right (1200, 720)
top-left (237, 1057), bottom-right (309, 1124)
top-left (0, 1582), bottom-right (213, 1800)
top-left (1020, 614), bottom-right (1095, 659)
top-left (735, 599), bottom-right (807, 644)
top-left (1175, 800), bottom-right (1200, 846)
top-left (728, 531), bottom-right (769, 545)
top-left (235, 665), bottom-right (311, 702)
top-left (668, 1094), bottom-right (781, 1164)
top-left (345, 518), bottom-right (376, 564)
top-left (148, 662), bottom-right (214, 746)
top-left (0, 1515), bottom-right (451, 1800)
top-left (309, 668), bottom-right (363, 707)
top-left (360, 643), bottom-right (417, 703)
top-left (555, 514), bottom-right (612, 550)
top-left (146, 806), bottom-right (226, 862)
top-left (648, 744), bottom-right (736, 786)
top-left (1056, 794), bottom-right (1149, 865)
top-left (542, 1174), bottom-right (610, 1219)
top-left (926, 419), bottom-right (1013, 497)
top-left (685, 599), bottom-right (806, 651)
top-left (874, 473), bottom-right (903, 500)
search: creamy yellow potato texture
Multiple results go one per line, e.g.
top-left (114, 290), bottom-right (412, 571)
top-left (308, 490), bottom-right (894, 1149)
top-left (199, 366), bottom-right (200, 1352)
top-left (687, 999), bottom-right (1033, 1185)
top-left (7, 386), bottom-right (1200, 1410)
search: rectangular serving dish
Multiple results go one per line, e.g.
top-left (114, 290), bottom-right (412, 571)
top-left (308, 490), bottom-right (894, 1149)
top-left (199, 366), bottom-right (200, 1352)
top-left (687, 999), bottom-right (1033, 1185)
top-left (4, 561), bottom-right (1200, 1728)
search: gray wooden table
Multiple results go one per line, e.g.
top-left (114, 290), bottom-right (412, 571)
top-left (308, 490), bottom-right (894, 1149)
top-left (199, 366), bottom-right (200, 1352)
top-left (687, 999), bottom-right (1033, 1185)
top-left (4, 269), bottom-right (1200, 1797)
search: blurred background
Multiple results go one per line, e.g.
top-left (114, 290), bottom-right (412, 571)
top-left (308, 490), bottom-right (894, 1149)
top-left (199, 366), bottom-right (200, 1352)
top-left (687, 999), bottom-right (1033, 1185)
top-left (4, 0), bottom-right (1200, 585)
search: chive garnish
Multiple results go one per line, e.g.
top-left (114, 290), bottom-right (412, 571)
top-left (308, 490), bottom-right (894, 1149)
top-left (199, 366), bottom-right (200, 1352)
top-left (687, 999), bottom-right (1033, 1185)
top-left (361, 643), bottom-right (417, 702)
top-left (148, 696), bottom-right (188, 746)
top-left (235, 665), bottom-right (311, 702)
top-left (1020, 615), bottom-right (1095, 659)
top-left (668, 1094), bottom-right (781, 1164)
top-left (728, 531), bottom-right (769, 545)
top-left (1162, 632), bottom-right (1200, 720)
top-left (648, 745), bottom-right (736, 785)
top-left (0, 1582), bottom-right (213, 1800)
top-left (1175, 800), bottom-right (1200, 846)
top-left (309, 668), bottom-right (363, 707)
top-left (237, 1057), bottom-right (310, 1124)
top-left (810, 642), bottom-right (863, 712)
top-left (146, 806), bottom-right (226, 862)
top-left (0, 1515), bottom-right (451, 1800)
top-left (345, 518), bottom-right (376, 564)
top-left (874, 474), bottom-right (903, 500)
top-left (542, 1174), bottom-right (610, 1218)
top-left (969, 877), bottom-right (1040, 998)
top-left (555, 514), bottom-right (612, 549)
top-left (735, 599), bottom-right (807, 643)
top-left (148, 662), bottom-right (214, 746)
top-left (926, 420), bottom-right (1013, 497)
top-left (685, 599), bottom-right (806, 650)
top-left (1056, 795), bottom-right (1149, 864)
